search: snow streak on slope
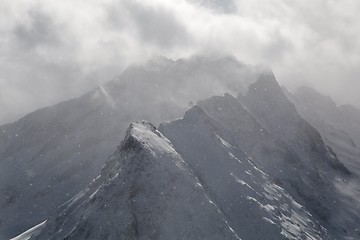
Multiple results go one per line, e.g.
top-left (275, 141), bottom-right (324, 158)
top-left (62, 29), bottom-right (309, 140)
top-left (10, 221), bottom-right (47, 240)
top-left (31, 121), bottom-right (239, 240)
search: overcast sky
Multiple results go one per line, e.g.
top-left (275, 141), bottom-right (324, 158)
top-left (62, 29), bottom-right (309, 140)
top-left (1, 0), bottom-right (359, 124)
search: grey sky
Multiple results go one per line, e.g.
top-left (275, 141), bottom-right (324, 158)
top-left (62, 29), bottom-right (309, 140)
top-left (0, 0), bottom-right (359, 124)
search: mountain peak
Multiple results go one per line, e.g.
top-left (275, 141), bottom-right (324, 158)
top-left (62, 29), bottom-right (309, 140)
top-left (120, 121), bottom-right (176, 156)
top-left (245, 71), bottom-right (298, 128)
top-left (126, 121), bottom-right (158, 137)
top-left (148, 55), bottom-right (176, 66)
top-left (182, 105), bottom-right (210, 122)
top-left (251, 71), bottom-right (282, 95)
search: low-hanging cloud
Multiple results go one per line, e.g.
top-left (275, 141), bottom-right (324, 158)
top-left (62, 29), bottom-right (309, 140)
top-left (0, 0), bottom-right (359, 124)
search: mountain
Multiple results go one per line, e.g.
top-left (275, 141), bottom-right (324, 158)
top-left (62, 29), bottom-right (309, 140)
top-left (0, 56), bottom-right (258, 239)
top-left (286, 86), bottom-right (360, 175)
top-left (0, 89), bottom-right (124, 238)
top-left (160, 106), bottom-right (330, 240)
top-left (27, 121), bottom-right (239, 240)
top-left (196, 91), bottom-right (336, 225)
top-left (238, 75), bottom-right (360, 238)
top-left (292, 86), bottom-right (360, 148)
top-left (17, 118), bottom-right (330, 240)
top-left (241, 73), bottom-right (349, 174)
top-left (284, 86), bottom-right (360, 238)
top-left (2, 55), bottom-right (360, 239)
top-left (192, 81), bottom-right (356, 238)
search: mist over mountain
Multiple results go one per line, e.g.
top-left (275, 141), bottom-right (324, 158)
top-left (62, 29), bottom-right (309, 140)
top-left (1, 55), bottom-right (359, 240)
top-left (0, 56), bottom-right (258, 238)
top-left (1, 0), bottom-right (360, 239)
top-left (1, 0), bottom-right (360, 125)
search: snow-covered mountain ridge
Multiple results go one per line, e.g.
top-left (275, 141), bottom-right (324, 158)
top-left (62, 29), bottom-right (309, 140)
top-left (2, 55), bottom-right (360, 239)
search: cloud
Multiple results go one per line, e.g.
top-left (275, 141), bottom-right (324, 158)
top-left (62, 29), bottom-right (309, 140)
top-left (191, 0), bottom-right (237, 13)
top-left (0, 0), bottom-right (359, 124)
top-left (123, 1), bottom-right (191, 48)
top-left (13, 10), bottom-right (61, 50)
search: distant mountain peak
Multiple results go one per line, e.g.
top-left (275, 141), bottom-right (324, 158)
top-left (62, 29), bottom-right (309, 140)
top-left (250, 71), bottom-right (283, 96)
top-left (295, 86), bottom-right (337, 109)
top-left (147, 55), bottom-right (176, 67)
top-left (183, 105), bottom-right (207, 119)
top-left (245, 70), bottom-right (298, 127)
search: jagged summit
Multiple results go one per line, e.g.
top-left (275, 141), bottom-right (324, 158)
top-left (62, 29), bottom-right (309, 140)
top-left (185, 54), bottom-right (245, 67)
top-left (242, 70), bottom-right (302, 143)
top-left (127, 121), bottom-right (158, 135)
top-left (120, 121), bottom-right (175, 156)
top-left (245, 73), bottom-right (350, 174)
top-left (112, 54), bottom-right (257, 106)
top-left (182, 105), bottom-right (207, 120)
top-left (247, 71), bottom-right (294, 110)
top-left (256, 71), bottom-right (278, 84)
